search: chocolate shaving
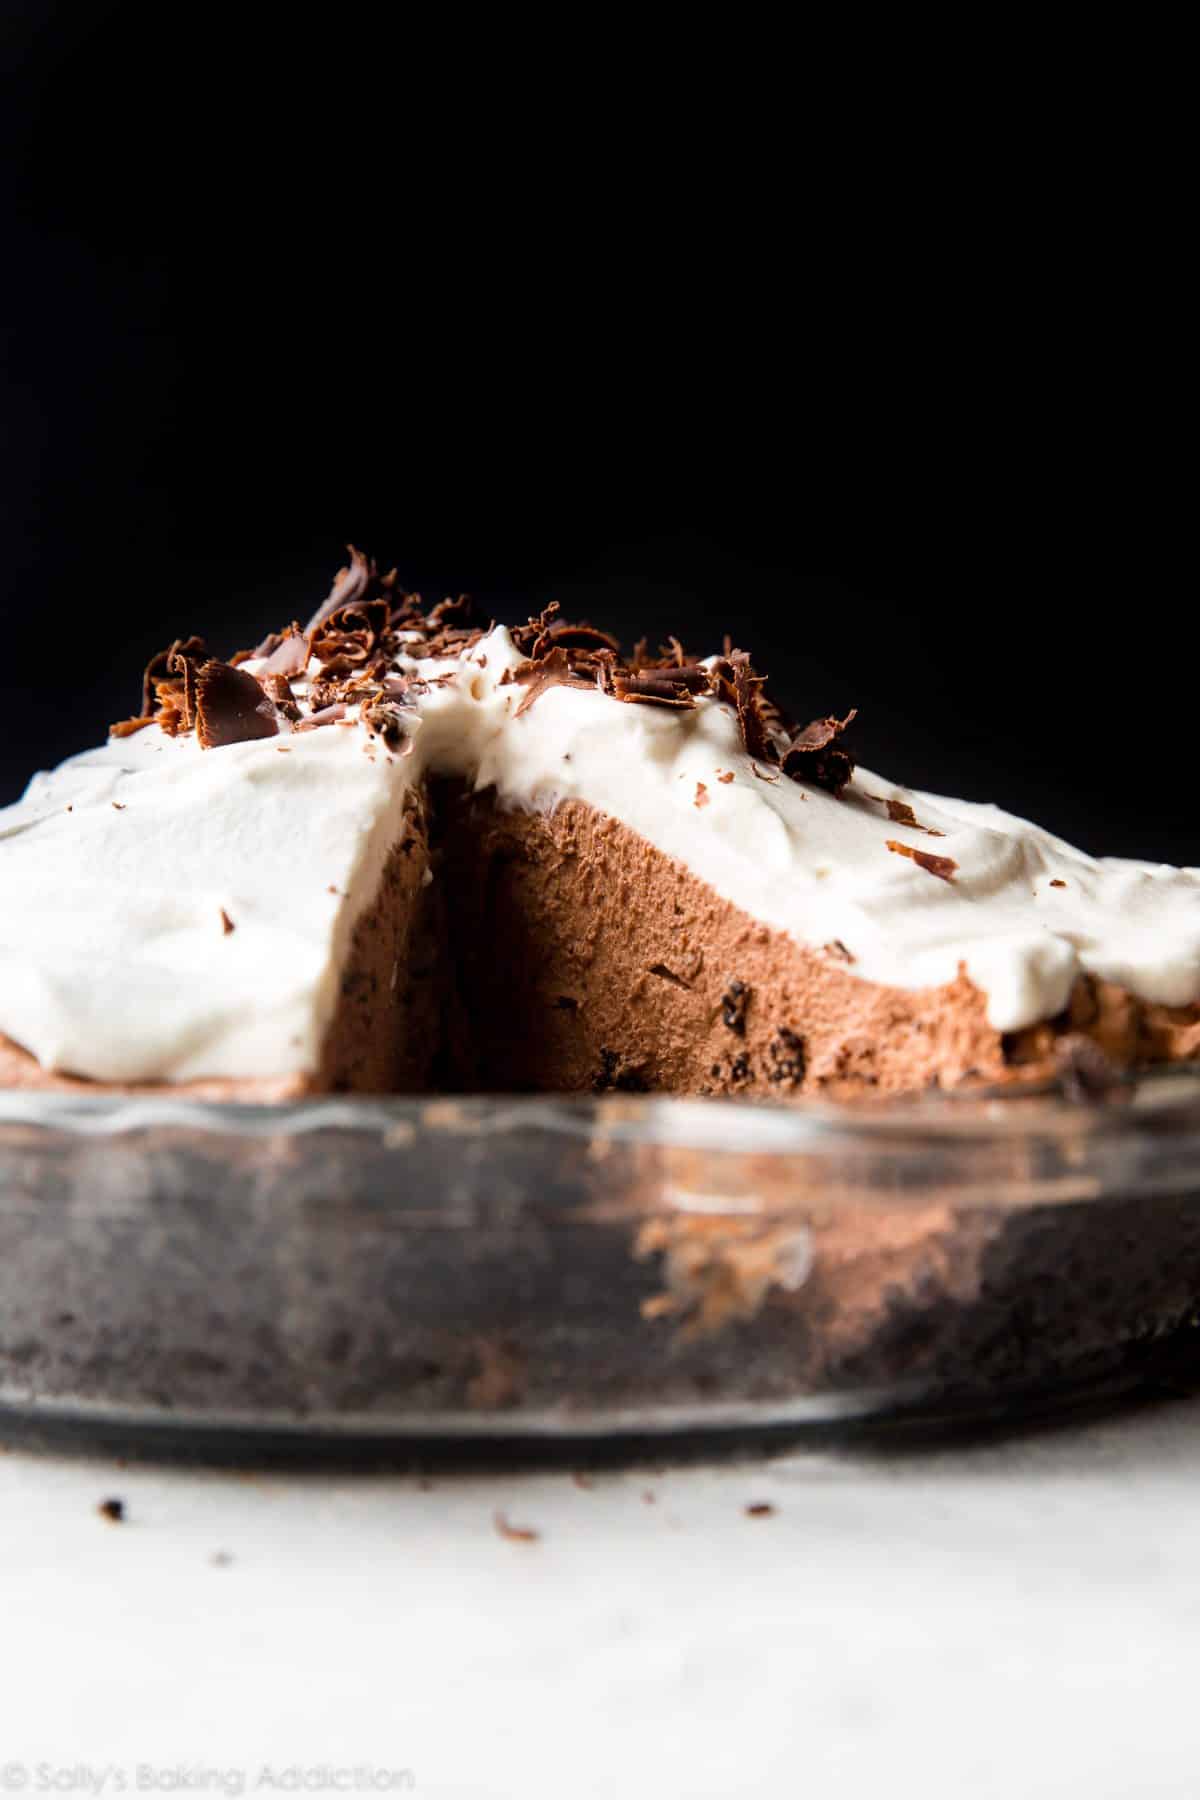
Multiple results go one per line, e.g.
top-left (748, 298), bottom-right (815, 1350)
top-left (294, 703), bottom-right (348, 731)
top-left (1050, 878), bottom-right (1067, 889)
top-left (303, 544), bottom-right (373, 635)
top-left (612, 671), bottom-right (698, 708)
top-left (510, 602), bottom-right (561, 657)
top-left (167, 645), bottom-right (201, 732)
top-left (361, 695), bottom-right (415, 750)
top-left (308, 598), bottom-right (391, 677)
top-left (745, 1502), bottom-right (776, 1518)
top-left (259, 628), bottom-right (308, 677)
top-left (97, 1497), bottom-right (126, 1524)
top-left (306, 678), bottom-right (349, 712)
top-left (884, 797), bottom-right (945, 836)
top-left (885, 839), bottom-right (958, 882)
top-left (730, 652), bottom-right (776, 764)
top-left (113, 551), bottom-right (867, 792)
top-left (419, 624), bottom-right (486, 659)
top-left (426, 593), bottom-right (475, 631)
top-left (140, 635), bottom-right (206, 720)
top-left (416, 597), bottom-right (486, 660)
top-left (195, 661), bottom-right (281, 749)
top-left (219, 909), bottom-right (235, 935)
top-left (261, 673), bottom-right (301, 722)
top-left (529, 619), bottom-right (620, 663)
top-left (783, 710), bottom-right (857, 796)
top-left (513, 647), bottom-right (573, 716)
top-left (824, 939), bottom-right (855, 963)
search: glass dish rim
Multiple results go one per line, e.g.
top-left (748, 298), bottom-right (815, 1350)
top-left (1, 1067), bottom-right (1198, 1150)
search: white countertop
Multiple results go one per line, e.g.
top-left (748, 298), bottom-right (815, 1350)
top-left (4, 1397), bottom-right (1200, 1798)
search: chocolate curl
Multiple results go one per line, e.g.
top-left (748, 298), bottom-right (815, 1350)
top-left (195, 661), bottom-right (281, 748)
top-left (294, 703), bottom-right (348, 732)
top-left (259, 628), bottom-right (309, 677)
top-left (528, 619), bottom-right (621, 663)
top-left (509, 602), bottom-right (561, 657)
top-left (782, 709), bottom-right (858, 796)
top-left (307, 598), bottom-right (390, 675)
top-left (303, 544), bottom-right (375, 635)
top-left (139, 635), bottom-right (207, 720)
top-left (729, 652), bottom-right (776, 765)
top-left (261, 673), bottom-right (301, 722)
top-left (612, 671), bottom-right (698, 709)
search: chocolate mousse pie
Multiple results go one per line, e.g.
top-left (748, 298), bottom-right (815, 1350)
top-left (1, 550), bottom-right (1197, 1100)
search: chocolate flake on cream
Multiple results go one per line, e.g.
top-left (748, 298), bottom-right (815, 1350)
top-left (884, 797), bottom-right (945, 836)
top-left (885, 839), bottom-right (959, 882)
top-left (513, 647), bottom-right (575, 717)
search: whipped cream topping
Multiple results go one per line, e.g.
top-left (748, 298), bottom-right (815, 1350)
top-left (1, 625), bottom-right (1197, 1081)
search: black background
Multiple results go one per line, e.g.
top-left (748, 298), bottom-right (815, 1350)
top-left (2, 7), bottom-right (1192, 861)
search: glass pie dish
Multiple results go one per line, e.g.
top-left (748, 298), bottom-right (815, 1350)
top-left (2, 1075), bottom-right (1200, 1456)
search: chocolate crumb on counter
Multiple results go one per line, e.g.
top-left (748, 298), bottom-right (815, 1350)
top-left (493, 1510), bottom-right (540, 1543)
top-left (1050, 879), bottom-right (1067, 888)
top-left (219, 909), bottom-right (235, 935)
top-left (745, 1502), bottom-right (776, 1518)
top-left (97, 1497), bottom-right (125, 1523)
